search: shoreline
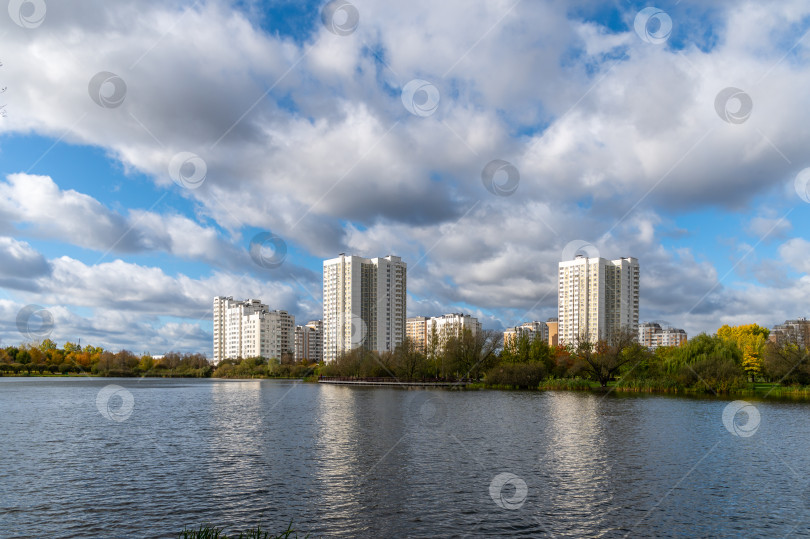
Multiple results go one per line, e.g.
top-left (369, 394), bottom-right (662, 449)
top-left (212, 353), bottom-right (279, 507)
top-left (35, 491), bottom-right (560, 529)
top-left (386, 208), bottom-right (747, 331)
top-left (5, 373), bottom-right (810, 402)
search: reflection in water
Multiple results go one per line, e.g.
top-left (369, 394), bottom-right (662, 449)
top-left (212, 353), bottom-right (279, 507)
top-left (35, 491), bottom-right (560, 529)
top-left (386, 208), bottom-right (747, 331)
top-left (313, 386), bottom-right (415, 537)
top-left (543, 393), bottom-right (619, 535)
top-left (314, 385), bottom-right (363, 530)
top-left (2, 380), bottom-right (810, 538)
top-left (210, 380), bottom-right (263, 457)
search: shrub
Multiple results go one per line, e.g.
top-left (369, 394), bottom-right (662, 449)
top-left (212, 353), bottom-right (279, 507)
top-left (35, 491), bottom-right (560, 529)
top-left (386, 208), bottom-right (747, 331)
top-left (677, 357), bottom-right (746, 392)
top-left (485, 363), bottom-right (547, 389)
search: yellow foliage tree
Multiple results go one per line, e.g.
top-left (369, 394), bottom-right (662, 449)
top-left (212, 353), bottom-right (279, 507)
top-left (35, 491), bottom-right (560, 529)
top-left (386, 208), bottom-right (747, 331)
top-left (717, 323), bottom-right (770, 382)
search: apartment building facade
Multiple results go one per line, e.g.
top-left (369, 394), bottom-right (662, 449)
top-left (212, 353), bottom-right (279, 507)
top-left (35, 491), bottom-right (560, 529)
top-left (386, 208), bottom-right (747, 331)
top-left (213, 296), bottom-right (295, 363)
top-left (322, 254), bottom-right (407, 362)
top-left (770, 318), bottom-right (810, 345)
top-left (558, 256), bottom-right (640, 345)
top-left (406, 316), bottom-right (428, 354)
top-left (503, 321), bottom-right (549, 350)
top-left (294, 320), bottom-right (323, 363)
top-left (546, 317), bottom-right (559, 347)
top-left (638, 322), bottom-right (687, 349)
top-left (426, 313), bottom-right (482, 355)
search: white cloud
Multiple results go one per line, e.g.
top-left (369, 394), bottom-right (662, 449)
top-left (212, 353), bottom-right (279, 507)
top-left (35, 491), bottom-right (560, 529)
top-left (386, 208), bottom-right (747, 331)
top-left (0, 0), bottom-right (809, 348)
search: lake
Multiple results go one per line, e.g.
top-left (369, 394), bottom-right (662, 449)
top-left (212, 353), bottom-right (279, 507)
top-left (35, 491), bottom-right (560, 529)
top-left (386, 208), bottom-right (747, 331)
top-left (1, 377), bottom-right (809, 538)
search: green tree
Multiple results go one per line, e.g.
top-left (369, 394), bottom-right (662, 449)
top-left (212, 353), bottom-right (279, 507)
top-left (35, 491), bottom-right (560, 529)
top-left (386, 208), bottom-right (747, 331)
top-left (392, 338), bottom-right (427, 380)
top-left (444, 329), bottom-right (501, 380)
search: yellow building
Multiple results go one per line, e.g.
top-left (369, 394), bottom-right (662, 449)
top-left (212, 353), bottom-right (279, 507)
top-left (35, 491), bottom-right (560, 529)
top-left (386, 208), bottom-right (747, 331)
top-left (406, 316), bottom-right (428, 354)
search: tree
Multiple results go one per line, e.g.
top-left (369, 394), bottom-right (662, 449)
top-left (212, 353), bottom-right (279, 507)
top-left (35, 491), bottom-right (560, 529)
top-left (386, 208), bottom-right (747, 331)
top-left (16, 349), bottom-right (30, 365)
top-left (763, 324), bottom-right (810, 384)
top-left (573, 328), bottom-right (640, 388)
top-left (392, 338), bottom-right (427, 380)
top-left (444, 329), bottom-right (501, 380)
top-left (717, 324), bottom-right (770, 382)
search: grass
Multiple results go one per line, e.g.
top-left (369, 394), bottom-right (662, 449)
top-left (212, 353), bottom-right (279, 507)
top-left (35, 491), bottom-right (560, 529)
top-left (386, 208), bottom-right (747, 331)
top-left (538, 378), bottom-right (596, 391)
top-left (472, 376), bottom-right (810, 401)
top-left (179, 523), bottom-right (307, 539)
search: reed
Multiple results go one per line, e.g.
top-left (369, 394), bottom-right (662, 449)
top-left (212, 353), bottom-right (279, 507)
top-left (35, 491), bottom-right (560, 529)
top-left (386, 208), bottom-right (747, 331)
top-left (179, 522), bottom-right (306, 539)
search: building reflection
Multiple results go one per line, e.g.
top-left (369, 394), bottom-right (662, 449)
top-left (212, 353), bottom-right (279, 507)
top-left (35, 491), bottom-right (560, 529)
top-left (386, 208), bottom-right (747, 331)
top-left (208, 380), bottom-right (263, 478)
top-left (313, 386), bottom-right (414, 536)
top-left (542, 392), bottom-right (614, 531)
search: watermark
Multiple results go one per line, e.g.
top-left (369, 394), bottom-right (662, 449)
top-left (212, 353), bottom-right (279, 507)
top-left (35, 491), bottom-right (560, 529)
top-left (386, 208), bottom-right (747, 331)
top-left (0, 65), bottom-right (6, 118)
top-left (248, 231), bottom-right (287, 269)
top-left (88, 71), bottom-right (127, 109)
top-left (714, 87), bottom-right (752, 124)
top-left (321, 0), bottom-right (359, 36)
top-left (401, 79), bottom-right (440, 117)
top-left (168, 151), bottom-right (207, 189)
top-left (16, 304), bottom-right (53, 340)
top-left (794, 168), bottom-right (810, 203)
top-left (8, 0), bottom-right (46, 29)
top-left (722, 400), bottom-right (760, 437)
top-left (634, 7), bottom-right (672, 45)
top-left (489, 472), bottom-right (528, 510)
top-left (408, 392), bottom-right (448, 428)
top-left (561, 240), bottom-right (600, 261)
top-left (337, 312), bottom-right (367, 348)
top-left (481, 159), bottom-right (519, 197)
top-left (96, 384), bottom-right (135, 422)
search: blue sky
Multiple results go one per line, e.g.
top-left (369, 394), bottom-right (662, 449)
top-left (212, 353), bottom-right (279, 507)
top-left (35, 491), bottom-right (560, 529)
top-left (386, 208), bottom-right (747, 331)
top-left (1, 0), bottom-right (809, 354)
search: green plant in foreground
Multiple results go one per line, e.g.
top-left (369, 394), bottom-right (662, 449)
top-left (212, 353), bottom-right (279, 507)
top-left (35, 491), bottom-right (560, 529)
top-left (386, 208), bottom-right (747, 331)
top-left (179, 522), bottom-right (307, 539)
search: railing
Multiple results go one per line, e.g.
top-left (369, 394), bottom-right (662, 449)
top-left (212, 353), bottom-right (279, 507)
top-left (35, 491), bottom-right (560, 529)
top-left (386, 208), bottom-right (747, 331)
top-left (318, 376), bottom-right (468, 384)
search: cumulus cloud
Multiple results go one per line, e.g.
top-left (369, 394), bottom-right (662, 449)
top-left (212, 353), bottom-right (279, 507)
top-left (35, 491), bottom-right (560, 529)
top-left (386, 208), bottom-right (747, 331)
top-left (0, 0), bottom-right (809, 350)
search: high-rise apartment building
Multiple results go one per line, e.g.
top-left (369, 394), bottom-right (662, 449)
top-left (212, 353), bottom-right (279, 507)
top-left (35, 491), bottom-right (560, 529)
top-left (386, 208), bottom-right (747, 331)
top-left (213, 296), bottom-right (295, 363)
top-left (638, 322), bottom-right (687, 349)
top-left (294, 320), bottom-right (323, 363)
top-left (557, 256), bottom-right (639, 345)
top-left (406, 316), bottom-right (428, 354)
top-left (426, 313), bottom-right (482, 356)
top-left (503, 321), bottom-right (549, 350)
top-left (322, 254), bottom-right (407, 362)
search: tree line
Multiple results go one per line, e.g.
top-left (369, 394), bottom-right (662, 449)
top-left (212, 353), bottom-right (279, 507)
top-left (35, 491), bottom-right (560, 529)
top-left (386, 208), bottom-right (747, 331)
top-left (4, 321), bottom-right (809, 393)
top-left (0, 340), bottom-right (211, 377)
top-left (320, 322), bottom-right (810, 392)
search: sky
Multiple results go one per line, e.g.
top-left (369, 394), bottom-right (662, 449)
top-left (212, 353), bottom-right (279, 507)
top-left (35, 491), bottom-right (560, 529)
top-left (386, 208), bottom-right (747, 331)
top-left (1, 0), bottom-right (809, 355)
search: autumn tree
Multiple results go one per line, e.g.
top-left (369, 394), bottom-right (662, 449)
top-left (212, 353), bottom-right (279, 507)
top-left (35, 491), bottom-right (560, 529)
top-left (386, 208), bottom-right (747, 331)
top-left (573, 328), bottom-right (641, 388)
top-left (717, 324), bottom-right (770, 382)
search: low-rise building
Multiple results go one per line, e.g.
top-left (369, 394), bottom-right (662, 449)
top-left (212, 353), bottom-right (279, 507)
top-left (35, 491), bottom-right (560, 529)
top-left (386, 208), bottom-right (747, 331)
top-left (770, 318), bottom-right (810, 345)
top-left (638, 322), bottom-right (687, 349)
top-left (546, 317), bottom-right (559, 347)
top-left (426, 313), bottom-right (482, 356)
top-left (503, 321), bottom-right (549, 350)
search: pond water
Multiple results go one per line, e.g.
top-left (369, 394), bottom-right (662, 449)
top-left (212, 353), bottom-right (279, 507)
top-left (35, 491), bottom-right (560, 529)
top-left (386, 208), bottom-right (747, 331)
top-left (1, 377), bottom-right (808, 537)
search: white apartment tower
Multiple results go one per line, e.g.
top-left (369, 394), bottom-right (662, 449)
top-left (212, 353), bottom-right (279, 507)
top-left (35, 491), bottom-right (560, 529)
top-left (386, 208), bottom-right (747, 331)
top-left (213, 296), bottom-right (295, 363)
top-left (557, 256), bottom-right (639, 345)
top-left (322, 254), bottom-right (407, 362)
